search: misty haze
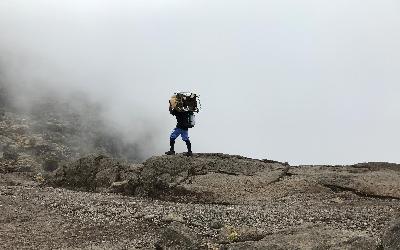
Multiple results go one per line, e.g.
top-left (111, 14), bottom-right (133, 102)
top-left (1, 1), bottom-right (400, 249)
top-left (1, 0), bottom-right (399, 165)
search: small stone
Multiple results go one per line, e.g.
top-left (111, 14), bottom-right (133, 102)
top-left (109, 181), bottom-right (128, 193)
top-left (163, 213), bottom-right (184, 223)
top-left (210, 221), bottom-right (224, 230)
top-left (143, 214), bottom-right (155, 220)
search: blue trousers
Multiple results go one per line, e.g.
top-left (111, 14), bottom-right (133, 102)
top-left (170, 128), bottom-right (189, 141)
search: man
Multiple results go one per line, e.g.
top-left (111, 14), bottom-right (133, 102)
top-left (165, 106), bottom-right (193, 156)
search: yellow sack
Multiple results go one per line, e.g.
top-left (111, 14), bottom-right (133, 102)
top-left (169, 95), bottom-right (178, 110)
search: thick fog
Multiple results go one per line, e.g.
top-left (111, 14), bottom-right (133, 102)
top-left (0, 0), bottom-right (399, 164)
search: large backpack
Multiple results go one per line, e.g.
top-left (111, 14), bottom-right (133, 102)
top-left (170, 92), bottom-right (200, 113)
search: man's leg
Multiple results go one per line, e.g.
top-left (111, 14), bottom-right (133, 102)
top-left (185, 140), bottom-right (192, 154)
top-left (181, 130), bottom-right (192, 156)
top-left (170, 139), bottom-right (175, 151)
top-left (166, 128), bottom-right (179, 155)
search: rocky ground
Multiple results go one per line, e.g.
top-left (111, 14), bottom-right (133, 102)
top-left (1, 101), bottom-right (400, 249)
top-left (1, 152), bottom-right (400, 249)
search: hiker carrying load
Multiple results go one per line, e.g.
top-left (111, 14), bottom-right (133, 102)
top-left (165, 92), bottom-right (200, 156)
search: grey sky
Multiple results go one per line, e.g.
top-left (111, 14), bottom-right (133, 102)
top-left (0, 0), bottom-right (399, 164)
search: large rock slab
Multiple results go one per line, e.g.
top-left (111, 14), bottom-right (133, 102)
top-left (48, 154), bottom-right (400, 207)
top-left (48, 154), bottom-right (290, 204)
top-left (48, 155), bottom-right (142, 193)
top-left (291, 163), bottom-right (400, 200)
top-left (141, 153), bottom-right (289, 204)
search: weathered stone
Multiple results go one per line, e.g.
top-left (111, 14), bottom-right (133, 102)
top-left (291, 164), bottom-right (400, 200)
top-left (210, 221), bottom-right (224, 230)
top-left (109, 181), bottom-right (129, 193)
top-left (155, 222), bottom-right (202, 250)
top-left (48, 155), bottom-right (142, 194)
top-left (382, 219), bottom-right (400, 250)
top-left (163, 213), bottom-right (185, 223)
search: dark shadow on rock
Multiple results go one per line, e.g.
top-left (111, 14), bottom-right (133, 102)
top-left (42, 159), bottom-right (59, 172)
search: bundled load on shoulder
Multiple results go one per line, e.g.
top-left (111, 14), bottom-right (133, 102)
top-left (169, 92), bottom-right (200, 128)
top-left (169, 92), bottom-right (200, 113)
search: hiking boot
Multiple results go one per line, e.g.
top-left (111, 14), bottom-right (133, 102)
top-left (165, 150), bottom-right (175, 155)
top-left (184, 151), bottom-right (193, 157)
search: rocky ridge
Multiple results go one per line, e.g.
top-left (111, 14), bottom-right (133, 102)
top-left (37, 154), bottom-right (400, 249)
top-left (2, 152), bottom-right (400, 249)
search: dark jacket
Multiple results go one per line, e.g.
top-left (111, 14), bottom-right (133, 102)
top-left (170, 108), bottom-right (191, 130)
